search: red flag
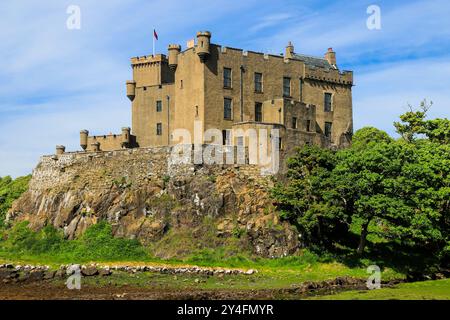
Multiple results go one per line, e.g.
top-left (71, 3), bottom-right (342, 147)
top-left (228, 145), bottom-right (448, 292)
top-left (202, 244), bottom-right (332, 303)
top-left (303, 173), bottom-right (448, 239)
top-left (153, 29), bottom-right (158, 40)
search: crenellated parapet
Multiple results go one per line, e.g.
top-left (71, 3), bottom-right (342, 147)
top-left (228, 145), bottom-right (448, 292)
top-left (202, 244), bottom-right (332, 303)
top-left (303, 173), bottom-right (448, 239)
top-left (76, 127), bottom-right (136, 153)
top-left (130, 54), bottom-right (168, 67)
top-left (304, 66), bottom-right (353, 85)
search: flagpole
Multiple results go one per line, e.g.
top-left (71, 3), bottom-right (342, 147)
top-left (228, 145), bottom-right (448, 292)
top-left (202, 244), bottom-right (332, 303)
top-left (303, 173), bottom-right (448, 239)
top-left (153, 30), bottom-right (155, 56)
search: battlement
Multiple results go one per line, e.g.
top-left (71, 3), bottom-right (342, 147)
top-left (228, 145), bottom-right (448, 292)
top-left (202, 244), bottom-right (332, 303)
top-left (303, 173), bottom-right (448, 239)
top-left (304, 66), bottom-right (353, 85)
top-left (76, 127), bottom-right (136, 153)
top-left (131, 54), bottom-right (168, 66)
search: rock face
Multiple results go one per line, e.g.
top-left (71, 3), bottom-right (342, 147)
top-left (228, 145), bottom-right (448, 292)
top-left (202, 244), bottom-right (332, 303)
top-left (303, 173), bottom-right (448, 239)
top-left (8, 147), bottom-right (299, 258)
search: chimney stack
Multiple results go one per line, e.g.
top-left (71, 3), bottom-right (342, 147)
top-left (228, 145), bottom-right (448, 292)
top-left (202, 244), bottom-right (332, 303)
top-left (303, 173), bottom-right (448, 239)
top-left (285, 41), bottom-right (294, 59)
top-left (325, 47), bottom-right (336, 66)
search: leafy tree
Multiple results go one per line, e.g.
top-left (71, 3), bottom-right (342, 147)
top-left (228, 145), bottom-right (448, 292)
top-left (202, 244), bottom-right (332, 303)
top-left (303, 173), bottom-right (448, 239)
top-left (273, 104), bottom-right (450, 271)
top-left (394, 99), bottom-right (450, 144)
top-left (351, 126), bottom-right (393, 150)
top-left (272, 146), bottom-right (345, 245)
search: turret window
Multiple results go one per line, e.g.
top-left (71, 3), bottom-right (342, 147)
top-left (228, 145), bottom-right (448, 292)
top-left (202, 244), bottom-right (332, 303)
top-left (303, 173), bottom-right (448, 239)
top-left (324, 93), bottom-right (333, 112)
top-left (224, 98), bottom-right (233, 120)
top-left (222, 130), bottom-right (231, 145)
top-left (224, 68), bottom-right (232, 89)
top-left (255, 103), bottom-right (263, 122)
top-left (299, 78), bottom-right (303, 102)
top-left (156, 100), bottom-right (162, 112)
top-left (283, 77), bottom-right (291, 97)
top-left (156, 123), bottom-right (162, 136)
top-left (255, 73), bottom-right (263, 93)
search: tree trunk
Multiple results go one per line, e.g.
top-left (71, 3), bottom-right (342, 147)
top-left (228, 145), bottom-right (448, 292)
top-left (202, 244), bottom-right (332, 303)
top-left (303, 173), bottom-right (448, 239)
top-left (357, 222), bottom-right (370, 255)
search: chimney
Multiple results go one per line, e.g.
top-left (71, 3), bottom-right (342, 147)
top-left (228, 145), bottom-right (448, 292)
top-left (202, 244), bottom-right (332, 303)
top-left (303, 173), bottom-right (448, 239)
top-left (325, 47), bottom-right (336, 66)
top-left (285, 41), bottom-right (294, 59)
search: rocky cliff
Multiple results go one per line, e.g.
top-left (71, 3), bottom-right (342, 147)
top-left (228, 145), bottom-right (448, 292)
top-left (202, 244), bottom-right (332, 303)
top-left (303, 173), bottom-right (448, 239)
top-left (8, 147), bottom-right (299, 258)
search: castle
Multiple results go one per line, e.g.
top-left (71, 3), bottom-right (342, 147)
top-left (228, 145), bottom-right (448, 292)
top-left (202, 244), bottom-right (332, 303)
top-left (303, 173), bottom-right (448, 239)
top-left (56, 31), bottom-right (353, 160)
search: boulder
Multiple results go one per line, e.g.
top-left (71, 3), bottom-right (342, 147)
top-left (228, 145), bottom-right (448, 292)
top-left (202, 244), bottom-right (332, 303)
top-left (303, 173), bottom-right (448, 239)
top-left (0, 269), bottom-right (18, 280)
top-left (81, 266), bottom-right (99, 276)
top-left (28, 271), bottom-right (45, 282)
top-left (44, 270), bottom-right (57, 280)
top-left (98, 268), bottom-right (112, 277)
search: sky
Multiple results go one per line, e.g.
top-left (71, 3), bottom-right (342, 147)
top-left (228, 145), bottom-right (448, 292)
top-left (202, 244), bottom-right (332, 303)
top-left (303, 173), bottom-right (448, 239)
top-left (0, 0), bottom-right (449, 177)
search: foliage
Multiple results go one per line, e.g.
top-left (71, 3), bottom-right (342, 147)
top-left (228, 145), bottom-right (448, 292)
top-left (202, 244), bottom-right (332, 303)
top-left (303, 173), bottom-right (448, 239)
top-left (273, 102), bottom-right (450, 273)
top-left (394, 100), bottom-right (450, 143)
top-left (0, 175), bottom-right (31, 226)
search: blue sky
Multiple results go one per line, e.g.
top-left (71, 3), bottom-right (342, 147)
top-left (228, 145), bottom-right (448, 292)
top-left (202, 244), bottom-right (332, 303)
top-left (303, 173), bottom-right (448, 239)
top-left (1, 0), bottom-right (449, 177)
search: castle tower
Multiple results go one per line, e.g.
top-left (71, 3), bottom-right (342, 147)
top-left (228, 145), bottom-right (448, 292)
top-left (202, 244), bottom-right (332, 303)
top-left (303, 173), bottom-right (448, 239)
top-left (285, 41), bottom-right (295, 59)
top-left (325, 47), bottom-right (336, 66)
top-left (168, 44), bottom-right (181, 71)
top-left (80, 130), bottom-right (89, 151)
top-left (196, 31), bottom-right (211, 62)
top-left (126, 80), bottom-right (136, 101)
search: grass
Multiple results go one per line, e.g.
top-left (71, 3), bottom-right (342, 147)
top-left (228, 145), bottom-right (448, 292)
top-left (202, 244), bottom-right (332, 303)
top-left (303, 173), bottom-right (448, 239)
top-left (0, 221), bottom-right (405, 286)
top-left (0, 221), bottom-right (149, 266)
top-left (310, 279), bottom-right (450, 300)
top-left (27, 266), bottom-right (403, 292)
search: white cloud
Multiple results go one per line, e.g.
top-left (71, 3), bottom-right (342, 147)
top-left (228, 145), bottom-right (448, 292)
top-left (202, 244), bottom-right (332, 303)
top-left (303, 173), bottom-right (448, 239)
top-left (354, 57), bottom-right (450, 136)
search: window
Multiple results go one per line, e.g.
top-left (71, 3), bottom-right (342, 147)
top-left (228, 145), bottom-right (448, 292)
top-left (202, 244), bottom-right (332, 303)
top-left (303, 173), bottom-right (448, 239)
top-left (324, 93), bottom-right (332, 112)
top-left (283, 77), bottom-right (291, 97)
top-left (180, 80), bottom-right (183, 89)
top-left (224, 98), bottom-right (232, 120)
top-left (223, 68), bottom-right (232, 88)
top-left (299, 78), bottom-right (303, 102)
top-left (156, 100), bottom-right (162, 112)
top-left (222, 130), bottom-right (231, 145)
top-left (306, 120), bottom-right (312, 132)
top-left (195, 106), bottom-right (199, 117)
top-left (255, 103), bottom-right (263, 122)
top-left (255, 73), bottom-right (263, 93)
top-left (237, 136), bottom-right (244, 147)
top-left (292, 117), bottom-right (297, 129)
top-left (325, 122), bottom-right (332, 138)
top-left (156, 123), bottom-right (162, 136)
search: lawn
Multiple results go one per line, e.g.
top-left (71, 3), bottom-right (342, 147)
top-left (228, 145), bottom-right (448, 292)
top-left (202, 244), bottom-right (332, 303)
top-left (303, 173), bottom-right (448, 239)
top-left (310, 279), bottom-right (450, 300)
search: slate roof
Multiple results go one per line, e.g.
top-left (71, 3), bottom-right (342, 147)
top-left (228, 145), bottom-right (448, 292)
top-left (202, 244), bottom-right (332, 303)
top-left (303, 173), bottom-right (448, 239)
top-left (293, 54), bottom-right (337, 70)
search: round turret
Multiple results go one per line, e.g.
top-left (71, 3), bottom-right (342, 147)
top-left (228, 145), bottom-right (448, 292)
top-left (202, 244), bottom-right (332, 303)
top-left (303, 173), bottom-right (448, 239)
top-left (80, 130), bottom-right (89, 151)
top-left (126, 80), bottom-right (136, 101)
top-left (196, 31), bottom-right (211, 62)
top-left (121, 127), bottom-right (131, 147)
top-left (56, 145), bottom-right (66, 155)
top-left (168, 44), bottom-right (181, 71)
